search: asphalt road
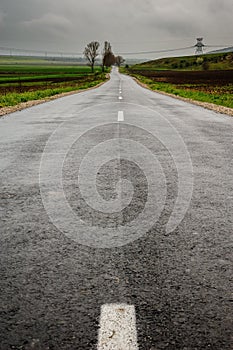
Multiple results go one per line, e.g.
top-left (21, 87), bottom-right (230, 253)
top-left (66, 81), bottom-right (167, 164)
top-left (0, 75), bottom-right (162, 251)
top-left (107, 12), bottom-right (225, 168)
top-left (0, 66), bottom-right (232, 349)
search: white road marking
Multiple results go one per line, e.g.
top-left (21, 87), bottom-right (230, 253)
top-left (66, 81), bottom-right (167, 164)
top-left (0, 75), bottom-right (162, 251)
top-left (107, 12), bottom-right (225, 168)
top-left (97, 304), bottom-right (138, 350)
top-left (119, 96), bottom-right (123, 100)
top-left (118, 111), bottom-right (124, 122)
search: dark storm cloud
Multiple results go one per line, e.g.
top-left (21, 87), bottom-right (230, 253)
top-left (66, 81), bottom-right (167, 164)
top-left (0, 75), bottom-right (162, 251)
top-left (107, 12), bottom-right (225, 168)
top-left (0, 0), bottom-right (232, 57)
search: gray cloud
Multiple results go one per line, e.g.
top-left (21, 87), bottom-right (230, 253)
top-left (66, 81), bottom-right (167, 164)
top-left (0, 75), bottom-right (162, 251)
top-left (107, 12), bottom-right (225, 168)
top-left (0, 0), bottom-right (232, 58)
top-left (0, 11), bottom-right (6, 27)
top-left (21, 13), bottom-right (72, 37)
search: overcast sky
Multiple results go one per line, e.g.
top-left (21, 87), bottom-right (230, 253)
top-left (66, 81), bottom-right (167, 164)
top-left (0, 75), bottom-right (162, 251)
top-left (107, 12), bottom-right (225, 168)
top-left (0, 0), bottom-right (232, 59)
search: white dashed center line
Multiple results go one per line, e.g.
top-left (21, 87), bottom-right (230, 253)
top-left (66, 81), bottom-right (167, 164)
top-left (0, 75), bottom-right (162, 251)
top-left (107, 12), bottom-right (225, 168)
top-left (118, 111), bottom-right (124, 122)
top-left (97, 304), bottom-right (138, 350)
top-left (118, 82), bottom-right (122, 99)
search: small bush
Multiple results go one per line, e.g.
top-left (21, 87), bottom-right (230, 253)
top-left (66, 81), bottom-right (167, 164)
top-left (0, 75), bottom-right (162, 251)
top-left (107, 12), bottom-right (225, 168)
top-left (202, 61), bottom-right (210, 71)
top-left (196, 57), bottom-right (204, 65)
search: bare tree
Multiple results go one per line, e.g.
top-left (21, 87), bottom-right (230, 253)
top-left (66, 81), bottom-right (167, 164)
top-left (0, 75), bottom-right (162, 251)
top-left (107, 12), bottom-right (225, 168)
top-left (83, 41), bottom-right (100, 73)
top-left (115, 56), bottom-right (125, 67)
top-left (102, 41), bottom-right (115, 72)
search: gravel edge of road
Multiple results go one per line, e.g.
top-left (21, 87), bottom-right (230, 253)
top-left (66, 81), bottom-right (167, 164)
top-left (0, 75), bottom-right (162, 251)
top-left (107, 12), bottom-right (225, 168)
top-left (1, 74), bottom-right (232, 118)
top-left (0, 79), bottom-right (109, 118)
top-left (132, 77), bottom-right (233, 117)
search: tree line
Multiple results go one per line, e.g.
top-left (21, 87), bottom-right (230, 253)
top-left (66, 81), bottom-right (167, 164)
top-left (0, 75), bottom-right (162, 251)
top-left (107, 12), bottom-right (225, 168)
top-left (83, 41), bottom-right (125, 73)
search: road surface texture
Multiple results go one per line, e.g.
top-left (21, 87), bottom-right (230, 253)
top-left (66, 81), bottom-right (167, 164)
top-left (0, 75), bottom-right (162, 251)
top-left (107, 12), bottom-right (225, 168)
top-left (0, 67), bottom-right (232, 349)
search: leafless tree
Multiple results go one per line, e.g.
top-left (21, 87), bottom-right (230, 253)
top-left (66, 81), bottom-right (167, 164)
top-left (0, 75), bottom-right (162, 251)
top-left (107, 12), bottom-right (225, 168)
top-left (115, 56), bottom-right (125, 67)
top-left (83, 41), bottom-right (100, 73)
top-left (102, 41), bottom-right (115, 72)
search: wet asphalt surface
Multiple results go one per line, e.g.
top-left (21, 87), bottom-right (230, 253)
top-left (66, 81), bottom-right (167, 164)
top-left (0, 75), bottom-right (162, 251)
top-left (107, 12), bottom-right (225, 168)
top-left (0, 67), bottom-right (233, 349)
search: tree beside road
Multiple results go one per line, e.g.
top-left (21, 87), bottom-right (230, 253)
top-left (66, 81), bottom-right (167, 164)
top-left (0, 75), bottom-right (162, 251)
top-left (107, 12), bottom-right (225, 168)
top-left (115, 55), bottom-right (125, 67)
top-left (83, 41), bottom-right (100, 73)
top-left (102, 41), bottom-right (115, 72)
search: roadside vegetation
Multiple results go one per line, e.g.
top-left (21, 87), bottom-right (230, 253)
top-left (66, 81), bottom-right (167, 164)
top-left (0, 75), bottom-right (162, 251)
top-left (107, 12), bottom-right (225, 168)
top-left (0, 63), bottom-right (108, 108)
top-left (0, 41), bottom-right (126, 110)
top-left (122, 52), bottom-right (233, 109)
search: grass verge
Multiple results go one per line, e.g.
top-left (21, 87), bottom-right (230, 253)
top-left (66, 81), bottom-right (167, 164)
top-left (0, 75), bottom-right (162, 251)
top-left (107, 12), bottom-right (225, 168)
top-left (122, 70), bottom-right (233, 109)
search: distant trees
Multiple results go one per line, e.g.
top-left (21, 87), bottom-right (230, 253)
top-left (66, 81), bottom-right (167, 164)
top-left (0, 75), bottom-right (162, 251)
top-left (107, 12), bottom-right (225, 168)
top-left (102, 41), bottom-right (115, 72)
top-left (115, 56), bottom-right (125, 67)
top-left (83, 41), bottom-right (100, 73)
top-left (83, 41), bottom-right (125, 72)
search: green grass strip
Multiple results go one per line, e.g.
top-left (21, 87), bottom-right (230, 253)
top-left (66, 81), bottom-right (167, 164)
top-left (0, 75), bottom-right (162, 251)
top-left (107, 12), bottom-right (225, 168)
top-left (130, 74), bottom-right (233, 109)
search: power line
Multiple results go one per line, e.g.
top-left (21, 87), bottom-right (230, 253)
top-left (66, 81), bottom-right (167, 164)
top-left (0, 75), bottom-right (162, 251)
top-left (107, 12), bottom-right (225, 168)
top-left (205, 44), bottom-right (232, 48)
top-left (1, 45), bottom-right (195, 57)
top-left (119, 46), bottom-right (195, 55)
top-left (0, 42), bottom-right (231, 58)
top-left (0, 46), bottom-right (83, 56)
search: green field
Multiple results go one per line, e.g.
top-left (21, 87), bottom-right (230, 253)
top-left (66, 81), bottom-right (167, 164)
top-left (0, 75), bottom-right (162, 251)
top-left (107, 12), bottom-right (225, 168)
top-left (0, 55), bottom-right (84, 65)
top-left (0, 58), bottom-right (107, 108)
top-left (133, 52), bottom-right (233, 71)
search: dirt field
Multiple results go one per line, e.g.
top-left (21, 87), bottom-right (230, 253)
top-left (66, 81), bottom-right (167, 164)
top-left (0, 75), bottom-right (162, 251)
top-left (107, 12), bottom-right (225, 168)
top-left (0, 75), bottom-right (97, 94)
top-left (130, 69), bottom-right (233, 85)
top-left (129, 69), bottom-right (233, 96)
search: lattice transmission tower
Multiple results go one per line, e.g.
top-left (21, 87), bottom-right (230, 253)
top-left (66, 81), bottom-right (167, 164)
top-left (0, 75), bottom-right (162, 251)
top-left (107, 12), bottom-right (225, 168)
top-left (195, 38), bottom-right (205, 54)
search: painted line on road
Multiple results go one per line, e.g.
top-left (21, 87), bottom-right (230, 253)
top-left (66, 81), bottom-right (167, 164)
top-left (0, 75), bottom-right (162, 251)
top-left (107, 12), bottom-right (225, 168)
top-left (98, 303), bottom-right (138, 350)
top-left (118, 111), bottom-right (124, 122)
top-left (118, 96), bottom-right (123, 100)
